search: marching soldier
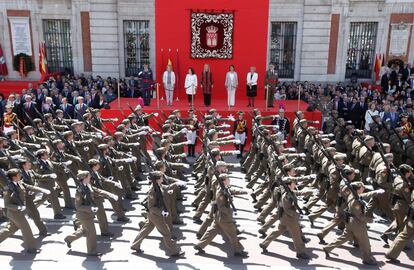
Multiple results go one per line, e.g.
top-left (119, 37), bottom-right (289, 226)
top-left (233, 111), bottom-right (247, 159)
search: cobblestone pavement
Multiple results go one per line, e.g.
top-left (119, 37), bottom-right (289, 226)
top-left (0, 156), bottom-right (413, 270)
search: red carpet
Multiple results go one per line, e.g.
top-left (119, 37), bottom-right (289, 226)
top-left (0, 80), bottom-right (39, 97)
top-left (101, 98), bottom-right (322, 148)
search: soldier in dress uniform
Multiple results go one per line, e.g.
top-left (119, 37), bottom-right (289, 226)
top-left (265, 64), bottom-right (278, 107)
top-left (233, 111), bottom-right (247, 159)
top-left (138, 63), bottom-right (154, 106)
top-left (64, 170), bottom-right (103, 256)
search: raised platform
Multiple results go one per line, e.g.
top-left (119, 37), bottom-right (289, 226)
top-left (0, 80), bottom-right (39, 97)
top-left (101, 98), bottom-right (322, 148)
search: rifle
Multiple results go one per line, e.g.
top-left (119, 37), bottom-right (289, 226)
top-left (252, 115), bottom-right (304, 215)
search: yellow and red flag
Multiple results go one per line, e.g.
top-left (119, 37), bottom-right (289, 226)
top-left (38, 41), bottom-right (48, 82)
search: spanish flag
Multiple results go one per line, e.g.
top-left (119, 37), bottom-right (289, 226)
top-left (374, 53), bottom-right (382, 82)
top-left (38, 41), bottom-right (48, 82)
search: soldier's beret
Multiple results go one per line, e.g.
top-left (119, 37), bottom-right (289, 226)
top-left (210, 148), bottom-right (221, 157)
top-left (44, 113), bottom-right (52, 118)
top-left (218, 173), bottom-right (229, 182)
top-left (321, 138), bottom-right (331, 144)
top-left (299, 119), bottom-right (307, 124)
top-left (261, 129), bottom-right (270, 136)
top-left (53, 139), bottom-right (63, 145)
top-left (5, 104), bottom-right (14, 109)
top-left (237, 111), bottom-right (244, 116)
top-left (350, 181), bottom-right (364, 189)
top-left (33, 118), bottom-right (42, 124)
top-left (17, 158), bottom-right (29, 165)
top-left (207, 129), bottom-right (217, 137)
top-left (71, 122), bottom-right (83, 128)
top-left (277, 155), bottom-right (286, 161)
top-left (307, 126), bottom-right (316, 131)
top-left (56, 109), bottom-right (63, 114)
top-left (82, 113), bottom-right (91, 119)
top-left (121, 119), bottom-right (130, 125)
top-left (149, 171), bottom-right (163, 181)
top-left (35, 149), bottom-right (47, 157)
top-left (326, 147), bottom-right (336, 153)
top-left (342, 165), bottom-right (355, 175)
top-left (364, 135), bottom-right (374, 142)
top-left (0, 137), bottom-right (7, 143)
top-left (135, 105), bottom-right (142, 111)
top-left (167, 115), bottom-right (175, 120)
top-left (77, 170), bottom-right (90, 180)
top-left (297, 111), bottom-right (304, 115)
top-left (209, 108), bottom-right (217, 114)
top-left (6, 129), bottom-right (16, 136)
top-left (395, 127), bottom-right (404, 133)
top-left (88, 159), bottom-right (100, 166)
top-left (399, 164), bottom-right (413, 173)
top-left (160, 139), bottom-right (170, 147)
top-left (346, 125), bottom-right (355, 130)
top-left (128, 114), bottom-right (136, 120)
top-left (114, 131), bottom-right (124, 137)
top-left (333, 153), bottom-right (347, 160)
top-left (23, 125), bottom-right (34, 131)
top-left (381, 143), bottom-right (390, 148)
top-left (103, 135), bottom-right (113, 143)
top-left (6, 168), bottom-right (20, 178)
top-left (92, 109), bottom-right (100, 113)
top-left (116, 124), bottom-right (125, 131)
top-left (282, 176), bottom-right (296, 184)
top-left (153, 160), bottom-right (164, 170)
top-left (155, 147), bottom-right (166, 156)
top-left (216, 161), bottom-right (227, 167)
top-left (400, 113), bottom-right (408, 118)
top-left (188, 109), bottom-right (195, 113)
top-left (172, 109), bottom-right (180, 114)
top-left (384, 153), bottom-right (393, 161)
top-left (63, 131), bottom-right (73, 138)
top-left (162, 133), bottom-right (172, 138)
top-left (204, 115), bottom-right (213, 121)
top-left (98, 144), bottom-right (109, 150)
top-left (283, 164), bottom-right (294, 172)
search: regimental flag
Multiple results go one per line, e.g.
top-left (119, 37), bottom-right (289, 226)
top-left (0, 44), bottom-right (8, 76)
top-left (374, 53), bottom-right (382, 81)
top-left (38, 41), bottom-right (48, 82)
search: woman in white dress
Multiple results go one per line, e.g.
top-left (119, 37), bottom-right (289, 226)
top-left (185, 67), bottom-right (197, 107)
top-left (364, 102), bottom-right (379, 132)
top-left (225, 65), bottom-right (238, 107)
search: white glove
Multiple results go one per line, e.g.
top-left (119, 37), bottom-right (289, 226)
top-left (83, 146), bottom-right (89, 152)
top-left (328, 133), bottom-right (334, 137)
top-left (110, 194), bottom-right (119, 201)
top-left (220, 130), bottom-right (230, 135)
top-left (153, 112), bottom-right (159, 117)
top-left (299, 153), bottom-right (306, 158)
top-left (180, 153), bottom-right (187, 158)
top-left (319, 131), bottom-right (324, 134)
top-left (234, 139), bottom-right (241, 144)
top-left (309, 174), bottom-right (317, 179)
top-left (18, 205), bottom-right (26, 211)
top-left (286, 147), bottom-right (296, 152)
top-left (186, 140), bottom-right (192, 145)
top-left (11, 155), bottom-right (22, 159)
top-left (96, 134), bottom-right (102, 139)
top-left (64, 160), bottom-right (72, 166)
top-left (183, 164), bottom-right (190, 169)
top-left (222, 124), bottom-right (230, 128)
top-left (138, 131), bottom-right (148, 136)
top-left (35, 145), bottom-right (41, 149)
top-left (161, 210), bottom-right (169, 217)
top-left (375, 189), bottom-right (385, 195)
top-left (330, 140), bottom-right (337, 145)
top-left (233, 150), bottom-right (241, 155)
top-left (50, 173), bottom-right (57, 179)
top-left (366, 177), bottom-right (373, 183)
top-left (314, 121), bottom-right (319, 124)
top-left (354, 169), bottom-right (360, 174)
top-left (91, 206), bottom-right (98, 213)
top-left (181, 128), bottom-right (188, 134)
top-left (125, 158), bottom-right (133, 163)
top-left (133, 142), bottom-right (140, 147)
top-left (42, 189), bottom-right (51, 195)
top-left (118, 166), bottom-right (124, 171)
top-left (131, 156), bottom-right (137, 162)
top-left (281, 140), bottom-right (287, 144)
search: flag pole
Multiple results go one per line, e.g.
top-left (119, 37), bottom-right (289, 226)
top-left (265, 85), bottom-right (269, 112)
top-left (156, 83), bottom-right (160, 109)
top-left (117, 81), bottom-right (121, 109)
top-left (297, 85), bottom-right (301, 111)
top-left (176, 48), bottom-right (180, 101)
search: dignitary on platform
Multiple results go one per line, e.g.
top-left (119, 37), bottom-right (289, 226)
top-left (265, 64), bottom-right (279, 108)
top-left (225, 65), bottom-right (238, 108)
top-left (138, 63), bottom-right (154, 106)
top-left (246, 66), bottom-right (258, 107)
top-left (185, 68), bottom-right (197, 107)
top-left (201, 64), bottom-right (214, 107)
top-left (163, 65), bottom-right (176, 107)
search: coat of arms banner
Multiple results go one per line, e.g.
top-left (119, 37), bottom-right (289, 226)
top-left (190, 11), bottom-right (234, 59)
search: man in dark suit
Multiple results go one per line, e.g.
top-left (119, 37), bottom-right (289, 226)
top-left (388, 105), bottom-right (400, 128)
top-left (21, 95), bottom-right (38, 124)
top-left (60, 97), bottom-right (75, 119)
top-left (402, 64), bottom-right (411, 82)
top-left (89, 88), bottom-right (100, 109)
top-left (348, 97), bottom-right (361, 127)
top-left (338, 95), bottom-right (350, 120)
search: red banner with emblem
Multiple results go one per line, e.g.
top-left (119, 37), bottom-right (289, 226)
top-left (0, 44), bottom-right (8, 76)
